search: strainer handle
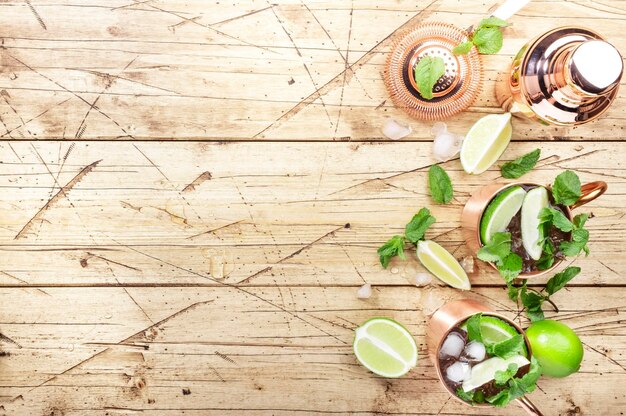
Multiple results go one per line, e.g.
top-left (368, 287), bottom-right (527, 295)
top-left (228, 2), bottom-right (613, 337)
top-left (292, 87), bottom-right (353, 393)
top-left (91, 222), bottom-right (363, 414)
top-left (515, 396), bottom-right (544, 416)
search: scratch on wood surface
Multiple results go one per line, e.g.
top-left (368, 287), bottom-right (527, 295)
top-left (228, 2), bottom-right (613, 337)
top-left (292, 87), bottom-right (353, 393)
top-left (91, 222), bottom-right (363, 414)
top-left (215, 350), bottom-right (237, 365)
top-left (252, 0), bottom-right (439, 138)
top-left (86, 252), bottom-right (141, 271)
top-left (182, 171), bottom-right (212, 192)
top-left (0, 333), bottom-right (22, 348)
top-left (24, 0), bottom-right (47, 30)
top-left (185, 219), bottom-right (244, 240)
top-left (14, 159), bottom-right (101, 240)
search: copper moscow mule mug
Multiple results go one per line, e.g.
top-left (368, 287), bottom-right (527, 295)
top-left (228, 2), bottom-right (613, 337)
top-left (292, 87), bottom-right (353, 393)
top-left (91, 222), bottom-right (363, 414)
top-left (426, 299), bottom-right (543, 415)
top-left (461, 181), bottom-right (607, 278)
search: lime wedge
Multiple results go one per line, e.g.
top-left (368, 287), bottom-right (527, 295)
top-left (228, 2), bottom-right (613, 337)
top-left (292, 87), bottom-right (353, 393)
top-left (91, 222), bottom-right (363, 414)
top-left (460, 113), bottom-right (513, 174)
top-left (462, 355), bottom-right (530, 392)
top-left (417, 240), bottom-right (470, 290)
top-left (480, 186), bottom-right (526, 244)
top-left (479, 316), bottom-right (519, 345)
top-left (353, 318), bottom-right (418, 378)
top-left (521, 186), bottom-right (549, 260)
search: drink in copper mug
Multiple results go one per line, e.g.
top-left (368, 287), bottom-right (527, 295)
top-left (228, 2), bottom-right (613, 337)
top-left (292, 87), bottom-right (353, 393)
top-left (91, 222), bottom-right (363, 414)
top-left (426, 299), bottom-right (543, 415)
top-left (496, 27), bottom-right (623, 125)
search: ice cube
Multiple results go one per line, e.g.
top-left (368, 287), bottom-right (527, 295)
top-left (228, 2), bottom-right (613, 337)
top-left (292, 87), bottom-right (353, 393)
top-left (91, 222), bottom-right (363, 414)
top-left (382, 119), bottom-right (412, 140)
top-left (439, 331), bottom-right (465, 359)
top-left (356, 283), bottom-right (372, 299)
top-left (431, 122), bottom-right (463, 162)
top-left (445, 361), bottom-right (471, 383)
top-left (462, 341), bottom-right (486, 362)
top-left (414, 272), bottom-right (432, 287)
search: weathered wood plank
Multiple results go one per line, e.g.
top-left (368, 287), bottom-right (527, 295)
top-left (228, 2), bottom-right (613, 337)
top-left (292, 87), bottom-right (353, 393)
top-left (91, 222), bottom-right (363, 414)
top-left (1, 141), bottom-right (623, 287)
top-left (0, 286), bottom-right (624, 415)
top-left (0, 0), bottom-right (623, 141)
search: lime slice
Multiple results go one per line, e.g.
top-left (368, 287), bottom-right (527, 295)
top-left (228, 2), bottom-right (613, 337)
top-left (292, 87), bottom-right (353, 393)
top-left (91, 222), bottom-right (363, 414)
top-left (353, 318), bottom-right (418, 378)
top-left (460, 113), bottom-right (513, 174)
top-left (461, 355), bottom-right (530, 392)
top-left (417, 240), bottom-right (470, 290)
top-left (480, 186), bottom-right (526, 244)
top-left (521, 186), bottom-right (549, 260)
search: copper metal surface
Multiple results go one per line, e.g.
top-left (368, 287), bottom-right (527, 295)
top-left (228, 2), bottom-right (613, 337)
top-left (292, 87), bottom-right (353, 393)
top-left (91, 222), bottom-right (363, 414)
top-left (383, 22), bottom-right (482, 120)
top-left (496, 27), bottom-right (623, 125)
top-left (426, 299), bottom-right (542, 415)
top-left (460, 181), bottom-right (607, 278)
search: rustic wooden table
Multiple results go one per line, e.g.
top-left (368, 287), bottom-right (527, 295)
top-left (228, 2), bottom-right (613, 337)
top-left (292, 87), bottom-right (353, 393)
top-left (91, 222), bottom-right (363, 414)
top-left (0, 1), bottom-right (624, 415)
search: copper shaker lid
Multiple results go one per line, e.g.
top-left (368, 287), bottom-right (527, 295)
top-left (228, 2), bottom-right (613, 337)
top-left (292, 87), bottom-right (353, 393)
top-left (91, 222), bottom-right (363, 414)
top-left (568, 40), bottom-right (623, 95)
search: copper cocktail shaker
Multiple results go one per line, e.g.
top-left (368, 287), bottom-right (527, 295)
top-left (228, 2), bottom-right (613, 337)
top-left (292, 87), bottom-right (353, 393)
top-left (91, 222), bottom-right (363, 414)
top-left (496, 27), bottom-right (623, 125)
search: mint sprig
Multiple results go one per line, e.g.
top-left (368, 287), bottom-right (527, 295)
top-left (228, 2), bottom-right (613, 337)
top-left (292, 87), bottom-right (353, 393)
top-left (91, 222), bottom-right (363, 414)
top-left (413, 56), bottom-right (445, 100)
top-left (487, 357), bottom-right (542, 407)
top-left (377, 208), bottom-right (436, 268)
top-left (508, 266), bottom-right (582, 322)
top-left (453, 17), bottom-right (509, 56)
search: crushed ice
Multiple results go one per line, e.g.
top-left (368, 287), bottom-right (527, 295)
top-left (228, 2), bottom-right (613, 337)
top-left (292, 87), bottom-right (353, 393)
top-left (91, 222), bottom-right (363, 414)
top-left (382, 119), bottom-right (412, 140)
top-left (357, 283), bottom-right (372, 299)
top-left (414, 273), bottom-right (432, 287)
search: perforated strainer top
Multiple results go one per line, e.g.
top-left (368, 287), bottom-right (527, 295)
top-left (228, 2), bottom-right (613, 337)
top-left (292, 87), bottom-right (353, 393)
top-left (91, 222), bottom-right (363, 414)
top-left (384, 22), bottom-right (482, 120)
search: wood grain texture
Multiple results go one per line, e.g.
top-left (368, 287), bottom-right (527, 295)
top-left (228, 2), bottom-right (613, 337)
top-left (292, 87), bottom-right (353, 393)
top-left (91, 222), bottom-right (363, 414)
top-left (0, 0), bottom-right (624, 141)
top-left (1, 1), bottom-right (625, 415)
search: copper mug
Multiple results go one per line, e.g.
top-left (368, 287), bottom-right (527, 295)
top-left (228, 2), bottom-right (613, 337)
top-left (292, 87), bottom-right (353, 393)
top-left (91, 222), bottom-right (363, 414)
top-left (461, 181), bottom-right (607, 278)
top-left (426, 299), bottom-right (542, 415)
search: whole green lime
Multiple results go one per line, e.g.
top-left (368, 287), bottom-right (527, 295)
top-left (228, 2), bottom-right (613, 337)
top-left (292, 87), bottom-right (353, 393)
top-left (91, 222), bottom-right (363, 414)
top-left (526, 320), bottom-right (583, 378)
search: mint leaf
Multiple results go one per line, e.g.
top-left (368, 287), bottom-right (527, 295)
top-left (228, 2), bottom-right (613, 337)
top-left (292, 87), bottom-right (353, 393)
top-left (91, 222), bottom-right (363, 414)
top-left (486, 389), bottom-right (510, 407)
top-left (507, 282), bottom-right (522, 301)
top-left (404, 208), bottom-right (436, 244)
top-left (498, 253), bottom-right (522, 283)
top-left (473, 27), bottom-right (503, 54)
top-left (477, 232), bottom-right (511, 265)
top-left (500, 149), bottom-right (540, 179)
top-left (560, 228), bottom-right (589, 256)
top-left (428, 165), bottom-right (453, 204)
top-left (494, 363), bottom-right (519, 385)
top-left (377, 235), bottom-right (406, 268)
top-left (519, 356), bottom-right (542, 391)
top-left (456, 387), bottom-right (474, 403)
top-left (489, 334), bottom-right (525, 359)
top-left (573, 213), bottom-right (589, 228)
top-left (465, 313), bottom-right (483, 343)
top-left (545, 266), bottom-right (581, 295)
top-left (538, 207), bottom-right (574, 232)
top-left (414, 56), bottom-right (445, 100)
top-left (521, 287), bottom-right (545, 322)
top-left (536, 239), bottom-right (555, 271)
top-left (477, 17), bottom-right (509, 29)
top-left (452, 41), bottom-right (473, 55)
top-left (552, 170), bottom-right (581, 206)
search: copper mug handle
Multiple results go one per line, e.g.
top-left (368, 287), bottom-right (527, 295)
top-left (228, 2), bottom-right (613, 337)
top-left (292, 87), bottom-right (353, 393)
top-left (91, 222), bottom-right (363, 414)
top-left (570, 181), bottom-right (607, 210)
top-left (516, 396), bottom-right (544, 416)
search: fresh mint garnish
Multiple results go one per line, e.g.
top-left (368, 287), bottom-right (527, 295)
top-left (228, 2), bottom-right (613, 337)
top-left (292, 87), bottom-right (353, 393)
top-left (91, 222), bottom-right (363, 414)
top-left (477, 232), bottom-right (512, 265)
top-left (466, 313), bottom-right (483, 343)
top-left (500, 149), bottom-right (541, 179)
top-left (405, 208), bottom-right (436, 244)
top-left (560, 228), bottom-right (590, 257)
top-left (536, 239), bottom-right (555, 271)
top-left (377, 208), bottom-right (436, 267)
top-left (494, 363), bottom-right (519, 385)
top-left (428, 165), bottom-right (453, 204)
top-left (377, 235), bottom-right (406, 269)
top-left (413, 56), bottom-right (445, 100)
top-left (456, 387), bottom-right (475, 403)
top-left (487, 357), bottom-right (542, 407)
top-left (498, 253), bottom-right (523, 283)
top-left (552, 170), bottom-right (581, 206)
top-left (453, 17), bottom-right (509, 56)
top-left (487, 334), bottom-right (526, 359)
top-left (538, 207), bottom-right (574, 232)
